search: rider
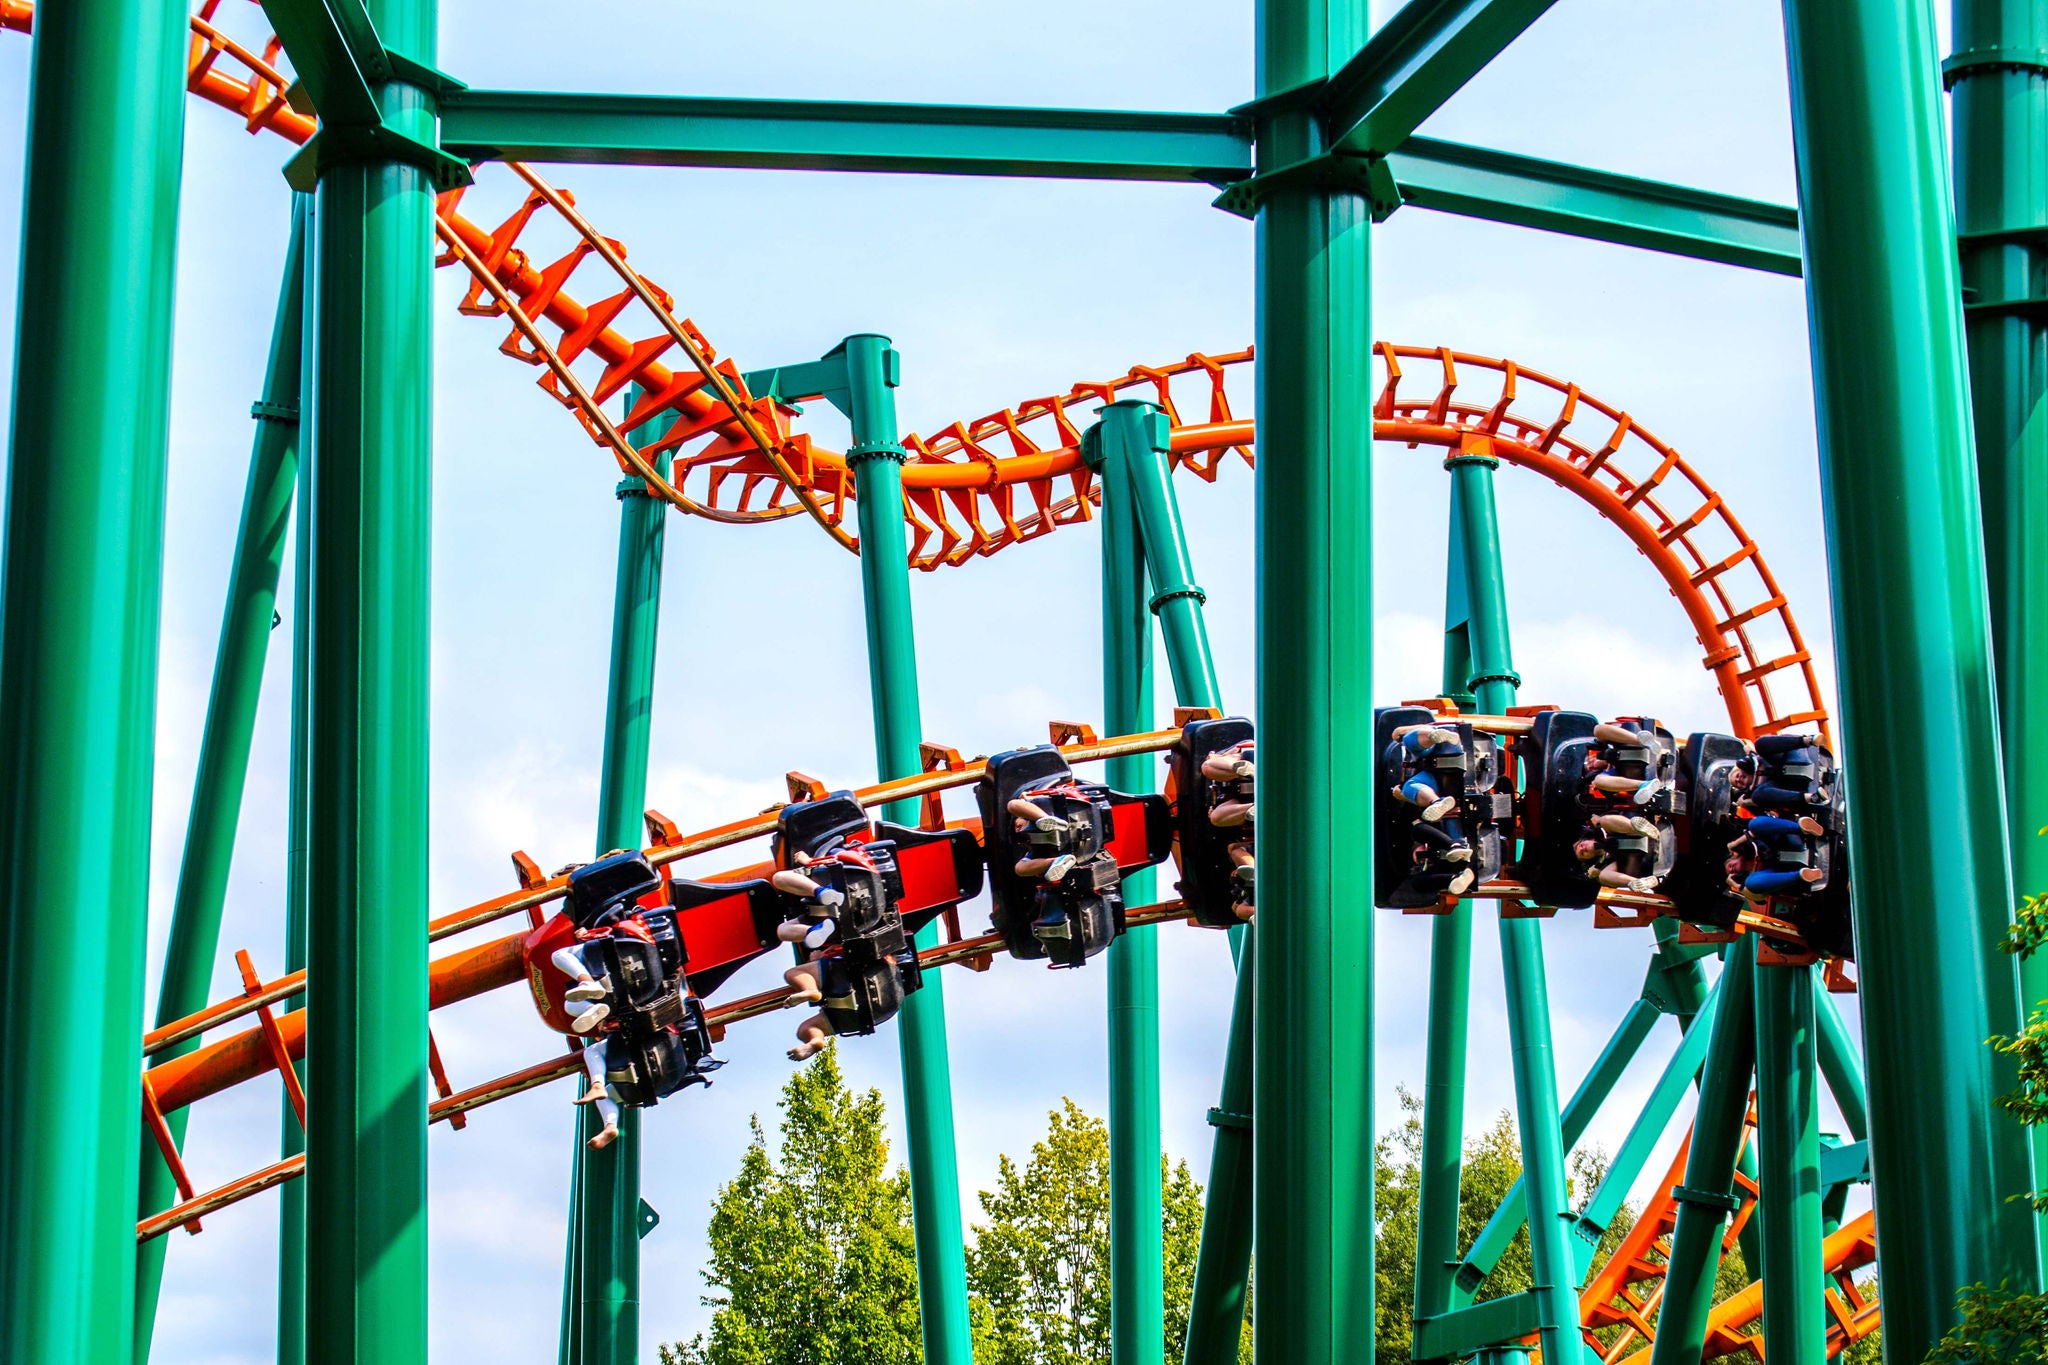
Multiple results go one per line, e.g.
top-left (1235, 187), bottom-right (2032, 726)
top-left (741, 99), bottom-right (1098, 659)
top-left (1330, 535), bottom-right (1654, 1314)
top-left (1010, 794), bottom-right (1085, 934)
top-left (1202, 743), bottom-right (1257, 921)
top-left (1386, 723), bottom-right (1472, 855)
top-left (1571, 812), bottom-right (1666, 893)
top-left (549, 942), bottom-right (614, 1034)
top-left (1725, 813), bottom-right (1827, 899)
top-left (772, 847), bottom-right (857, 1059)
top-left (573, 1034), bottom-right (624, 1150)
top-left (1730, 734), bottom-right (1831, 814)
top-left (1584, 721), bottom-right (1671, 807)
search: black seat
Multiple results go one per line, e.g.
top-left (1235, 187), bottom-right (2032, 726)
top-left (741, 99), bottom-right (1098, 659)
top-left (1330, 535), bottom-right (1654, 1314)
top-left (976, 745), bottom-right (1131, 968)
top-left (1517, 711), bottom-right (1681, 910)
top-left (567, 849), bottom-right (663, 930)
top-left (1372, 706), bottom-right (1511, 910)
top-left (602, 1006), bottom-right (724, 1109)
top-left (1666, 732), bottom-right (1750, 929)
top-left (1166, 717), bottom-right (1257, 928)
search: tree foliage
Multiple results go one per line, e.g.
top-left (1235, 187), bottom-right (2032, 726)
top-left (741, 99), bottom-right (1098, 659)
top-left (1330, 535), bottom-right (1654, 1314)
top-left (964, 1097), bottom-right (1236, 1365)
top-left (659, 1047), bottom-right (923, 1365)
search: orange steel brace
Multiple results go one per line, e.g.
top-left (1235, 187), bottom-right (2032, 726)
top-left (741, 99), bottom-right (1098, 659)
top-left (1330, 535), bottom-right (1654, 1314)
top-left (234, 949), bottom-right (305, 1130)
top-left (139, 1076), bottom-right (202, 1234)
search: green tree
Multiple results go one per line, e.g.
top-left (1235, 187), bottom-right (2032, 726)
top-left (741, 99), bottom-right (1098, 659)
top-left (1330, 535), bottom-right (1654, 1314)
top-left (964, 1098), bottom-right (1238, 1364)
top-left (659, 1047), bottom-right (923, 1365)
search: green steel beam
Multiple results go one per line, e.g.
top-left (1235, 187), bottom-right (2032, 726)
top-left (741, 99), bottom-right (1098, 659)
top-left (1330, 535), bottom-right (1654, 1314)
top-left (821, 335), bottom-right (975, 1365)
top-left (134, 201), bottom-right (306, 1363)
top-left (562, 397), bottom-right (679, 1365)
top-left (1324, 0), bottom-right (1557, 156)
top-left (1951, 0), bottom-right (2048, 1249)
top-left (1097, 403), bottom-right (1166, 1365)
top-left (1780, 0), bottom-right (2044, 1354)
top-left (1383, 138), bottom-right (1802, 276)
top-left (1450, 999), bottom-right (1659, 1304)
top-left (1648, 939), bottom-right (1757, 1365)
top-left (279, 409), bottom-right (314, 1365)
top-left (1414, 1289), bottom-right (1545, 1361)
top-left (1754, 963), bottom-right (1825, 1365)
top-left (1251, 0), bottom-right (1375, 1358)
top-left (441, 90), bottom-right (1252, 183)
top-left (1813, 985), bottom-right (1867, 1143)
top-left (300, 0), bottom-right (438, 1354)
top-left (0, 0), bottom-right (187, 1357)
top-left (255, 0), bottom-right (386, 127)
top-left (1112, 405), bottom-right (1223, 709)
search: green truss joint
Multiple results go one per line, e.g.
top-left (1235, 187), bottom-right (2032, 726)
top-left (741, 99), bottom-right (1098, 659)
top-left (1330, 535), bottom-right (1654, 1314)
top-left (282, 120), bottom-right (474, 194)
top-left (1210, 152), bottom-right (1396, 220)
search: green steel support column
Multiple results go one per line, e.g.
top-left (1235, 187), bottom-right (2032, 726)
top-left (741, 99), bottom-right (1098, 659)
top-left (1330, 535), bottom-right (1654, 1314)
top-left (0, 0), bottom-right (186, 1358)
top-left (1647, 939), bottom-right (1757, 1365)
top-left (279, 426), bottom-right (313, 1365)
top-left (839, 334), bottom-right (974, 1365)
top-left (1813, 987), bottom-right (1867, 1142)
top-left (1780, 0), bottom-right (2044, 1351)
top-left (1252, 0), bottom-right (1375, 1356)
top-left (1753, 962), bottom-right (1824, 1365)
top-left (300, 0), bottom-right (439, 1355)
top-left (562, 397), bottom-right (678, 1365)
top-left (1098, 402), bottom-right (1166, 1365)
top-left (1113, 403), bottom-right (1222, 709)
top-left (135, 202), bottom-right (307, 1361)
top-left (1951, 0), bottom-right (2048, 1243)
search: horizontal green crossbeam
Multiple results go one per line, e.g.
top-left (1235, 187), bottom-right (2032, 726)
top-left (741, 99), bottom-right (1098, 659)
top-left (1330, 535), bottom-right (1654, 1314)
top-left (1414, 1288), bottom-right (1546, 1359)
top-left (1385, 136), bottom-right (1803, 275)
top-left (439, 90), bottom-right (1254, 183)
top-left (1325, 0), bottom-right (1558, 156)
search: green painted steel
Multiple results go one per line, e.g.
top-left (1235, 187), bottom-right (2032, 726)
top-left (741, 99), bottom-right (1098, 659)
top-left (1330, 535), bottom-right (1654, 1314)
top-left (1252, 0), bottom-right (1375, 1357)
top-left (1325, 0), bottom-right (1557, 156)
top-left (1951, 0), bottom-right (2048, 1247)
top-left (1754, 963), bottom-right (1824, 1365)
top-left (1813, 986), bottom-right (1867, 1143)
top-left (0, 0), bottom-right (187, 1357)
top-left (1384, 138), bottom-right (1801, 276)
top-left (1451, 999), bottom-right (1657, 1303)
top-left (256, 0), bottom-right (386, 127)
top-left (827, 334), bottom-right (975, 1365)
top-left (134, 202), bottom-right (306, 1362)
top-left (1415, 1289), bottom-right (1545, 1361)
top-left (1098, 403), bottom-right (1167, 1365)
top-left (1496, 921), bottom-right (1588, 1365)
top-left (300, 0), bottom-right (438, 1353)
top-left (1647, 938), bottom-right (1757, 1365)
top-left (279, 429), bottom-right (314, 1365)
top-left (1780, 0), bottom-right (2044, 1350)
top-left (441, 90), bottom-right (1251, 183)
top-left (1112, 404), bottom-right (1222, 709)
top-left (1183, 928), bottom-right (1255, 1365)
top-left (562, 398), bottom-right (680, 1365)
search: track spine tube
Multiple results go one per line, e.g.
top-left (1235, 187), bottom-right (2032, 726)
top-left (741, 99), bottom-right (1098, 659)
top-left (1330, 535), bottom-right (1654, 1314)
top-left (1755, 961), bottom-right (1825, 1365)
top-left (1781, 0), bottom-right (2044, 1347)
top-left (1099, 403), bottom-right (1167, 1365)
top-left (1952, 0), bottom-right (2048, 1247)
top-left (280, 382), bottom-right (314, 1365)
top-left (133, 198), bottom-right (306, 1362)
top-left (301, 0), bottom-right (438, 1354)
top-left (0, 0), bottom-right (187, 1358)
top-left (1647, 937), bottom-right (1758, 1365)
top-left (840, 333), bottom-right (975, 1365)
top-left (561, 391), bottom-right (678, 1365)
top-left (1251, 0), bottom-right (1374, 1358)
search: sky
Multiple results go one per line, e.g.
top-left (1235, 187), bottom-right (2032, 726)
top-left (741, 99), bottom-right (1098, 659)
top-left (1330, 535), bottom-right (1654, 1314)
top-left (0, 1), bottom-right (1895, 1360)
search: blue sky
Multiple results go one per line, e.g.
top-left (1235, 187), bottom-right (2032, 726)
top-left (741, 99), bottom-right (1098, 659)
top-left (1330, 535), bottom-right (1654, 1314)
top-left (0, 1), bottom-right (1885, 1359)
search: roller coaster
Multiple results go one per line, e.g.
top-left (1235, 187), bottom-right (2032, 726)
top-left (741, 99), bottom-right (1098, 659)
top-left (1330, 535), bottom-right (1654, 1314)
top-left (2, 2), bottom-right (2042, 1365)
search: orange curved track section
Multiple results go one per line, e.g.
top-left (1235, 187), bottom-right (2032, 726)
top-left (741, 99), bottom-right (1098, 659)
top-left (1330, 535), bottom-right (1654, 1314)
top-left (0, 1), bottom-right (1826, 744)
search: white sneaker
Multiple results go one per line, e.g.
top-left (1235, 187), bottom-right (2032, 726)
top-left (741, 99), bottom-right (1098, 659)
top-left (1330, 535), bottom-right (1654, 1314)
top-left (804, 918), bottom-right (837, 950)
top-left (1034, 816), bottom-right (1063, 832)
top-left (1447, 868), bottom-right (1475, 896)
top-left (816, 886), bottom-right (845, 909)
top-left (1421, 796), bottom-right (1457, 822)
top-left (1628, 816), bottom-right (1661, 839)
top-left (1045, 853), bottom-right (1078, 883)
top-left (1627, 877), bottom-right (1660, 895)
top-left (566, 978), bottom-right (606, 1003)
top-left (1632, 780), bottom-right (1668, 808)
top-left (1441, 844), bottom-right (1473, 863)
top-left (571, 1002), bottom-right (610, 1034)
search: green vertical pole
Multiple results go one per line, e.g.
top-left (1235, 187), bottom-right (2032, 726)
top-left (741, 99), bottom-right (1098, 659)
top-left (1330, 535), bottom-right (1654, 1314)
top-left (300, 0), bottom-right (439, 1355)
top-left (1097, 402), bottom-right (1166, 1365)
top-left (561, 397), bottom-right (677, 1365)
top-left (135, 201), bottom-right (307, 1361)
top-left (1813, 987), bottom-right (1867, 1143)
top-left (1647, 938), bottom-right (1758, 1365)
top-left (0, 0), bottom-right (186, 1358)
top-left (1951, 0), bottom-right (2048, 1246)
top-left (1779, 0), bottom-right (2043, 1352)
top-left (279, 419), bottom-right (312, 1365)
top-left (1096, 405), bottom-right (1247, 1365)
top-left (838, 334), bottom-right (974, 1365)
top-left (1754, 962), bottom-right (1824, 1365)
top-left (1415, 454), bottom-right (1519, 1341)
top-left (1251, 0), bottom-right (1374, 1356)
